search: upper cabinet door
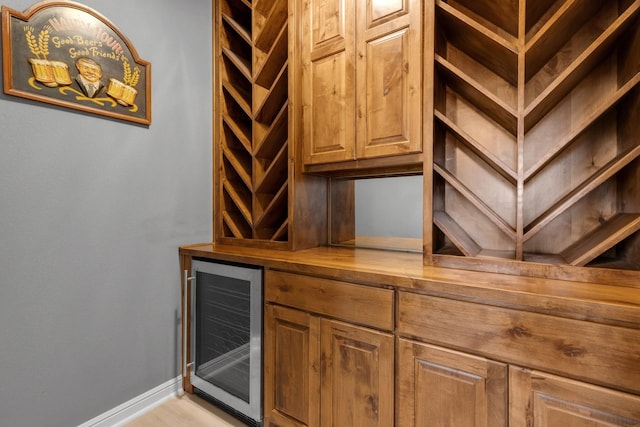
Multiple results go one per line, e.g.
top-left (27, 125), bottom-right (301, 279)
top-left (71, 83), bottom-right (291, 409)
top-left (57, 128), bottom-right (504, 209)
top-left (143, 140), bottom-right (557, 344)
top-left (301, 0), bottom-right (423, 167)
top-left (302, 0), bottom-right (356, 165)
top-left (356, 0), bottom-right (423, 159)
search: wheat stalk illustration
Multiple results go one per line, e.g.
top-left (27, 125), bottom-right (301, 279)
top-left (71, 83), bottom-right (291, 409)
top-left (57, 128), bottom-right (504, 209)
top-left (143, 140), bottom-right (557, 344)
top-left (122, 60), bottom-right (141, 87)
top-left (24, 26), bottom-right (50, 59)
top-left (24, 27), bottom-right (41, 58)
top-left (37, 29), bottom-right (50, 58)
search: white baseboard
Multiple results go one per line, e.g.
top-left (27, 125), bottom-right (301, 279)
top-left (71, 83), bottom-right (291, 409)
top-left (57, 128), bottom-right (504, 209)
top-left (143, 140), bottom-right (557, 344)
top-left (77, 376), bottom-right (183, 427)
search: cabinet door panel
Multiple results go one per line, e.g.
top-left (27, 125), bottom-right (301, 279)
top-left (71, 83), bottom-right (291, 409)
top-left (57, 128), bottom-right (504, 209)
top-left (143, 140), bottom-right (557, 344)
top-left (510, 367), bottom-right (640, 427)
top-left (397, 339), bottom-right (507, 427)
top-left (356, 0), bottom-right (422, 159)
top-left (264, 305), bottom-right (320, 427)
top-left (303, 0), bottom-right (356, 165)
top-left (367, 0), bottom-right (408, 27)
top-left (320, 320), bottom-right (394, 427)
top-left (304, 51), bottom-right (356, 164)
top-left (311, 0), bottom-right (346, 50)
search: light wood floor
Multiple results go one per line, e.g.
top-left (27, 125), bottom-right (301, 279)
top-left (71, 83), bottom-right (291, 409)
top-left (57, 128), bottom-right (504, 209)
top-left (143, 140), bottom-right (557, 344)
top-left (125, 393), bottom-right (249, 427)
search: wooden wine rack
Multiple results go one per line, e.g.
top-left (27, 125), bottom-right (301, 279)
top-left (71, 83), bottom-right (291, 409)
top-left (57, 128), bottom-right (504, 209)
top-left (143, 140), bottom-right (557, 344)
top-left (214, 0), bottom-right (328, 249)
top-left (216, 0), bottom-right (290, 245)
top-left (429, 0), bottom-right (640, 273)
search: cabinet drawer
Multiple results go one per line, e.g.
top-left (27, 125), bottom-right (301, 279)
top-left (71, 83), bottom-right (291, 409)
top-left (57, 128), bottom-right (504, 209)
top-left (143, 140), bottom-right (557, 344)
top-left (398, 292), bottom-right (640, 394)
top-left (266, 269), bottom-right (394, 331)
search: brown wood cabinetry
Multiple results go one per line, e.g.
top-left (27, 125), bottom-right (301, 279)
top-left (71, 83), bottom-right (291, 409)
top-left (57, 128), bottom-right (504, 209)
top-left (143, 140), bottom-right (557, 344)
top-left (397, 339), bottom-right (507, 427)
top-left (179, 245), bottom-right (640, 426)
top-left (510, 368), bottom-right (640, 426)
top-left (301, 0), bottom-right (424, 172)
top-left (398, 289), bottom-right (640, 426)
top-left (201, 0), bottom-right (640, 422)
top-left (263, 269), bottom-right (394, 427)
top-left (264, 304), bottom-right (319, 427)
top-left (213, 0), bottom-right (640, 282)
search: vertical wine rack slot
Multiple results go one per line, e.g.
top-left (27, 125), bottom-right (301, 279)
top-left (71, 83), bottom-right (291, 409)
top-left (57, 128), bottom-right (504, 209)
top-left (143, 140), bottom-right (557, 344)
top-left (215, 0), bottom-right (300, 247)
top-left (430, 0), bottom-right (640, 272)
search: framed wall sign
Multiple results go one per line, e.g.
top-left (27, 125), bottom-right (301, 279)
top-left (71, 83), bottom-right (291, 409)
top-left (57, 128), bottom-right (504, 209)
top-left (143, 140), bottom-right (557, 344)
top-left (2, 1), bottom-right (151, 125)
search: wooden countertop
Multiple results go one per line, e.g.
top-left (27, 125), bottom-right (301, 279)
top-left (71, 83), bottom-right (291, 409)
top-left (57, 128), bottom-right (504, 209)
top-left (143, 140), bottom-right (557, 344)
top-left (180, 243), bottom-right (640, 328)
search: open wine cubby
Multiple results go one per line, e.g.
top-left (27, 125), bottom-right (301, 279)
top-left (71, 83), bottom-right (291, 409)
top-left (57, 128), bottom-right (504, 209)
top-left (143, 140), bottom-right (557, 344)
top-left (430, 0), bottom-right (640, 272)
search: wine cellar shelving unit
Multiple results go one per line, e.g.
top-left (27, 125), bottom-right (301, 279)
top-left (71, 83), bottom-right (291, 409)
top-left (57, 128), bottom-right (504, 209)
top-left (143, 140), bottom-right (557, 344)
top-left (429, 0), bottom-right (640, 272)
top-left (215, 0), bottom-right (328, 250)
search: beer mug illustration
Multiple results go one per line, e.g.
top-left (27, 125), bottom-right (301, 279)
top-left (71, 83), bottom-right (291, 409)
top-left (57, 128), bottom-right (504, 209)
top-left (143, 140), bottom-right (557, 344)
top-left (107, 78), bottom-right (138, 106)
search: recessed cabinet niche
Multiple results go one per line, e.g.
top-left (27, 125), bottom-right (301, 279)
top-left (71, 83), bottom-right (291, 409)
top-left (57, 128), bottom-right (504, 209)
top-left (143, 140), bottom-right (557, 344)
top-left (214, 0), bottom-right (327, 249)
top-left (428, 0), bottom-right (640, 274)
top-left (301, 0), bottom-right (424, 173)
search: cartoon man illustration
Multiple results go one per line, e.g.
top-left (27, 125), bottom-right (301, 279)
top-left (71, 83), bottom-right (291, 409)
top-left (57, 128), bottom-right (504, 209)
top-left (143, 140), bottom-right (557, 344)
top-left (74, 57), bottom-right (104, 98)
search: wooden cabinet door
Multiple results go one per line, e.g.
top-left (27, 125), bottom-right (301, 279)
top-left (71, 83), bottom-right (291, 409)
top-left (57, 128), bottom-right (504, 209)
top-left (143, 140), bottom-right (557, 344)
top-left (264, 304), bottom-right (320, 427)
top-left (510, 367), bottom-right (640, 427)
top-left (302, 0), bottom-right (356, 165)
top-left (320, 319), bottom-right (394, 427)
top-left (356, 0), bottom-right (423, 159)
top-left (397, 339), bottom-right (507, 427)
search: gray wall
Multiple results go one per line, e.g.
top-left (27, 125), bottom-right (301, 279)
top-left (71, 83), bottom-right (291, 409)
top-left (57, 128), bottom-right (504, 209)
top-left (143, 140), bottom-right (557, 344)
top-left (0, 1), bottom-right (212, 426)
top-left (356, 175), bottom-right (423, 239)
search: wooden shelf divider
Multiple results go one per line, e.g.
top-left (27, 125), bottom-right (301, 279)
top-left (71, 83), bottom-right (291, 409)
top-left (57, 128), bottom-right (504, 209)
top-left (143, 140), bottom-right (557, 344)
top-left (561, 214), bottom-right (640, 266)
top-left (433, 210), bottom-right (482, 257)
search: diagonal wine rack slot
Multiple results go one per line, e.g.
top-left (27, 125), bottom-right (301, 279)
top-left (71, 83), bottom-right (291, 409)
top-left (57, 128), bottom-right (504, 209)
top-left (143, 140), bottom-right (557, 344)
top-left (561, 214), bottom-right (640, 266)
top-left (524, 0), bottom-right (558, 34)
top-left (524, 2), bottom-right (640, 132)
top-left (255, 142), bottom-right (288, 195)
top-left (436, 56), bottom-right (518, 136)
top-left (435, 111), bottom-right (516, 184)
top-left (222, 211), bottom-right (252, 239)
top-left (524, 72), bottom-right (640, 181)
top-left (254, 0), bottom-right (287, 51)
top-left (222, 146), bottom-right (252, 190)
top-left (221, 13), bottom-right (252, 45)
top-left (524, 0), bottom-right (604, 82)
top-left (436, 0), bottom-right (518, 86)
top-left (254, 182), bottom-right (288, 240)
top-left (449, 0), bottom-right (519, 36)
top-left (255, 26), bottom-right (288, 89)
top-left (434, 164), bottom-right (516, 240)
top-left (524, 146), bottom-right (640, 241)
top-left (222, 83), bottom-right (251, 118)
top-left (222, 178), bottom-right (253, 228)
top-left (221, 0), bottom-right (252, 35)
top-left (222, 47), bottom-right (252, 81)
top-left (433, 210), bottom-right (482, 257)
top-left (255, 103), bottom-right (288, 159)
top-left (255, 65), bottom-right (288, 125)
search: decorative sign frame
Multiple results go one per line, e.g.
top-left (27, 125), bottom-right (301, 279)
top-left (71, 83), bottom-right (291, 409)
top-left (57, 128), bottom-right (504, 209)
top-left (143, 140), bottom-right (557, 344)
top-left (2, 1), bottom-right (151, 124)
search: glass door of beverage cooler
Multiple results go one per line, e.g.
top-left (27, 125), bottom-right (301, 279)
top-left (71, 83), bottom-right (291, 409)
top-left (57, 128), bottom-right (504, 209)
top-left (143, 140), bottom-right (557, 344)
top-left (189, 260), bottom-right (262, 425)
